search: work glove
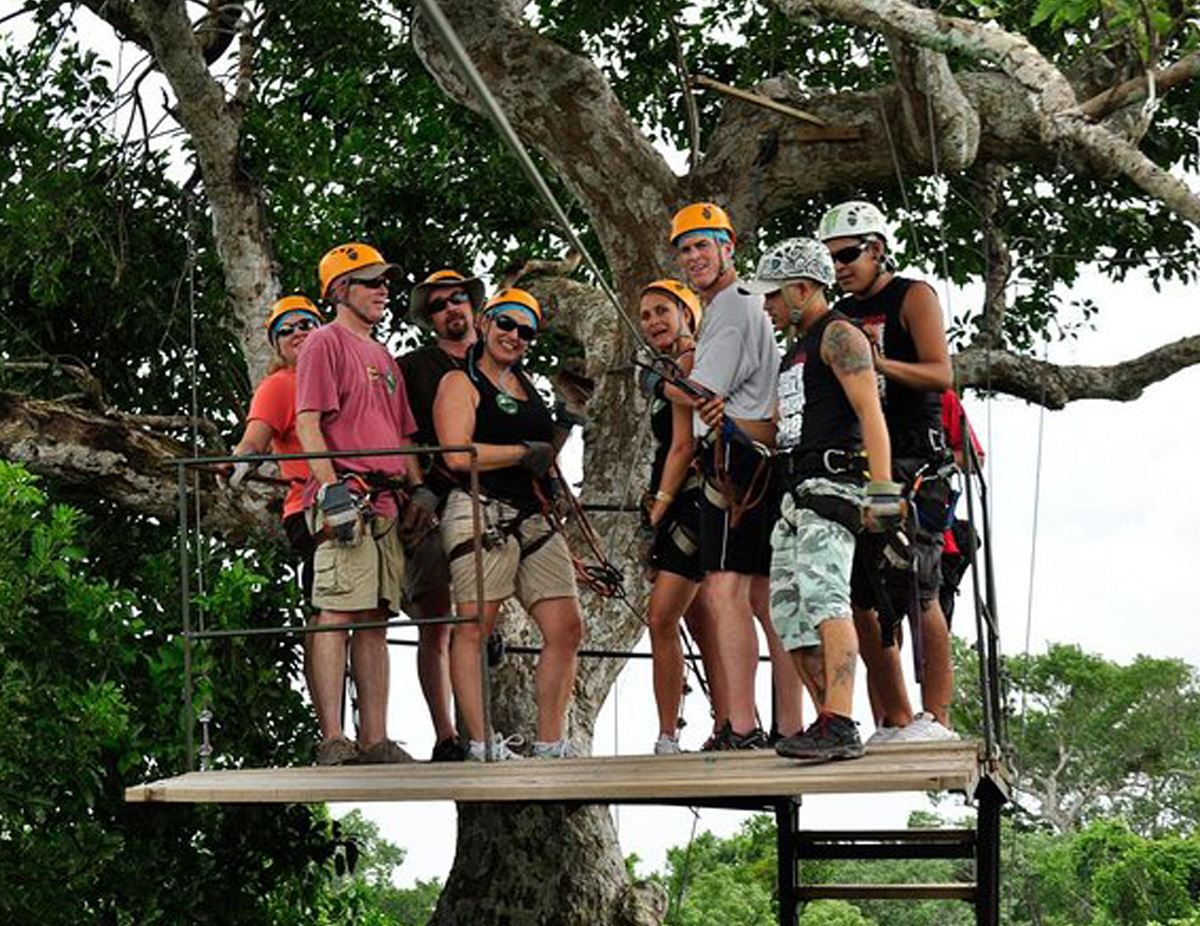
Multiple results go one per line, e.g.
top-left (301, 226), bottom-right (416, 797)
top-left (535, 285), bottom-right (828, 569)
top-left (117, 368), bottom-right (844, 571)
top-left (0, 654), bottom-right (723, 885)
top-left (226, 454), bottom-right (258, 490)
top-left (317, 481), bottom-right (362, 546)
top-left (864, 480), bottom-right (905, 534)
top-left (636, 522), bottom-right (657, 569)
top-left (519, 440), bottom-right (554, 479)
top-left (398, 485), bottom-right (440, 548)
top-left (553, 399), bottom-right (588, 431)
top-left (637, 365), bottom-right (665, 399)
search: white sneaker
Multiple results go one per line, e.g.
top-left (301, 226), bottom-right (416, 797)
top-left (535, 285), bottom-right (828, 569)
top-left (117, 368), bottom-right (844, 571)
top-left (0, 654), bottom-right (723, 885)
top-left (531, 737), bottom-right (580, 759)
top-left (865, 725), bottom-right (901, 746)
top-left (653, 733), bottom-right (682, 755)
top-left (891, 712), bottom-right (960, 742)
top-left (467, 733), bottom-right (525, 761)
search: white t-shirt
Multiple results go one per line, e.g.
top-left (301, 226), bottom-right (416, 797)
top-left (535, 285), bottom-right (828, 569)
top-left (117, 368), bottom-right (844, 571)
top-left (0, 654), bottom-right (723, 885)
top-left (691, 282), bottom-right (780, 435)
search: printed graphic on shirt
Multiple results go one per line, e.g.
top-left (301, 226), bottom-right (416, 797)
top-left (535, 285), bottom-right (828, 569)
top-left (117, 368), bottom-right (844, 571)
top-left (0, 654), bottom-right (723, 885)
top-left (857, 312), bottom-right (888, 403)
top-left (777, 352), bottom-right (806, 450)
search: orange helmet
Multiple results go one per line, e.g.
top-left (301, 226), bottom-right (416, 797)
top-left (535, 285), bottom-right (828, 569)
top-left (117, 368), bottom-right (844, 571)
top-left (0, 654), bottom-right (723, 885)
top-left (409, 268), bottom-right (486, 322)
top-left (641, 279), bottom-right (702, 332)
top-left (484, 288), bottom-right (542, 327)
top-left (318, 242), bottom-right (398, 298)
top-left (669, 202), bottom-right (735, 247)
top-left (265, 295), bottom-right (322, 341)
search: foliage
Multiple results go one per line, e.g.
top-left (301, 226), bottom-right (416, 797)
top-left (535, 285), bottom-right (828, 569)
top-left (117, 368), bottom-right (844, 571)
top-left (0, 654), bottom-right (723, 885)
top-left (953, 639), bottom-right (1200, 835)
top-left (0, 461), bottom-right (377, 925)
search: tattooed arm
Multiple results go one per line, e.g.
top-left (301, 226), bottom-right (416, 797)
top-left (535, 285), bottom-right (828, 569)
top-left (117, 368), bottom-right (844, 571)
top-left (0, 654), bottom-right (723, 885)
top-left (823, 320), bottom-right (892, 483)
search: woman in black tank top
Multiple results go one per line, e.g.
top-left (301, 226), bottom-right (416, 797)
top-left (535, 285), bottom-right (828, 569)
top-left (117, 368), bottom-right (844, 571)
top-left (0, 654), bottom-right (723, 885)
top-left (636, 280), bottom-right (724, 755)
top-left (434, 288), bottom-right (583, 760)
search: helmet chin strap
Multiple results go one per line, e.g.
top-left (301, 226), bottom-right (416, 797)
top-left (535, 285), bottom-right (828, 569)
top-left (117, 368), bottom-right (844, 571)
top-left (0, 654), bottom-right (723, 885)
top-left (784, 284), bottom-right (820, 338)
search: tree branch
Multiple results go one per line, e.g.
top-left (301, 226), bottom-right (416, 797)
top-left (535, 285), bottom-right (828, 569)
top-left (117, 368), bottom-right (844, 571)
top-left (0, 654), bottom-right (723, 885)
top-left (954, 334), bottom-right (1200, 408)
top-left (779, 0), bottom-right (1200, 228)
top-left (1079, 50), bottom-right (1200, 121)
top-left (976, 162), bottom-right (1011, 349)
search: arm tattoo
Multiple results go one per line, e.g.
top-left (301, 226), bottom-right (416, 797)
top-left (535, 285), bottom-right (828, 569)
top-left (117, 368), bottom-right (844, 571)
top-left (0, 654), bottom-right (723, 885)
top-left (825, 323), bottom-right (873, 375)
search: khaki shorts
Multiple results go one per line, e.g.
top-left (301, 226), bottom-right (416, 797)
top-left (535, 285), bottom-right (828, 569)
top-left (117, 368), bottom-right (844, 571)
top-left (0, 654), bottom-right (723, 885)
top-left (441, 489), bottom-right (577, 608)
top-left (310, 516), bottom-right (406, 613)
top-left (769, 479), bottom-right (862, 651)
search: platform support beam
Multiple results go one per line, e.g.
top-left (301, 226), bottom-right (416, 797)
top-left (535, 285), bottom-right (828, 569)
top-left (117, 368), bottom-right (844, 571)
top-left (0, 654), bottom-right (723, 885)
top-left (776, 798), bottom-right (800, 926)
top-left (975, 777), bottom-right (1004, 926)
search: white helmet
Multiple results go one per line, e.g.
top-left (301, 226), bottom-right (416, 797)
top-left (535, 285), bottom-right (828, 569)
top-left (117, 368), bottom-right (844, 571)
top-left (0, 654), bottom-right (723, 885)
top-left (817, 200), bottom-right (888, 242)
top-left (741, 237), bottom-right (836, 294)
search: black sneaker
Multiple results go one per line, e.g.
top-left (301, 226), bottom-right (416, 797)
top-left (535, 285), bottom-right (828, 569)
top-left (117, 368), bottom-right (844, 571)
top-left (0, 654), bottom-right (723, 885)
top-left (431, 736), bottom-right (469, 762)
top-left (775, 713), bottom-right (864, 761)
top-left (724, 726), bottom-right (769, 751)
top-left (701, 721), bottom-right (732, 752)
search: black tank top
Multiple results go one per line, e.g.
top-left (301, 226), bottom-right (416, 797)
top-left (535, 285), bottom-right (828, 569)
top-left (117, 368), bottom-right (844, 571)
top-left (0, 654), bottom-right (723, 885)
top-left (776, 311), bottom-right (862, 456)
top-left (834, 276), bottom-right (944, 458)
top-left (648, 349), bottom-right (694, 494)
top-left (467, 348), bottom-right (556, 507)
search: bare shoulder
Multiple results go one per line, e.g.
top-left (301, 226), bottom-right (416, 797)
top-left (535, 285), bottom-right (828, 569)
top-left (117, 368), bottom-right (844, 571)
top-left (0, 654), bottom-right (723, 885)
top-left (823, 319), bottom-right (873, 374)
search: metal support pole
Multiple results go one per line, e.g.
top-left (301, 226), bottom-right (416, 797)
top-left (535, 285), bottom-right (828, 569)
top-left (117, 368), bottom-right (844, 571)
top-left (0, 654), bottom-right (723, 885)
top-left (469, 452), bottom-right (495, 761)
top-left (776, 798), bottom-right (799, 926)
top-left (177, 462), bottom-right (195, 771)
top-left (975, 779), bottom-right (1003, 926)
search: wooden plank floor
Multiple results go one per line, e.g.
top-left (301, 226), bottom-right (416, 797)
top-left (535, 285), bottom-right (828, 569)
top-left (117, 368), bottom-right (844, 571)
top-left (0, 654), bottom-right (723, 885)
top-left (126, 740), bottom-right (987, 805)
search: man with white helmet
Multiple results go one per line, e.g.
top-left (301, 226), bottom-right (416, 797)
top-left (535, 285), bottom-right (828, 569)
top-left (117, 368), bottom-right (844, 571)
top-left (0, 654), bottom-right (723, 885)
top-left (295, 242), bottom-right (437, 766)
top-left (731, 238), bottom-right (899, 759)
top-left (663, 202), bottom-right (779, 750)
top-left (817, 202), bottom-right (957, 744)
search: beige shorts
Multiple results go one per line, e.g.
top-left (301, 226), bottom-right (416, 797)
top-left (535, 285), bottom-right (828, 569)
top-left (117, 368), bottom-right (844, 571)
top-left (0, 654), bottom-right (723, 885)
top-left (441, 489), bottom-right (577, 608)
top-left (310, 516), bottom-right (406, 613)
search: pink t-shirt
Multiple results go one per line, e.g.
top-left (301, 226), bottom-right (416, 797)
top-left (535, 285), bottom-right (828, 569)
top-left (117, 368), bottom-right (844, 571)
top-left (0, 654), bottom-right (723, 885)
top-left (295, 322), bottom-right (417, 516)
top-left (246, 366), bottom-right (308, 518)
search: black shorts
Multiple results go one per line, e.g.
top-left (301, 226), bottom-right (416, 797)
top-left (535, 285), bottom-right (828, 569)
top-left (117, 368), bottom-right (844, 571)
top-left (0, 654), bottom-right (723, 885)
top-left (849, 455), bottom-right (953, 612)
top-left (698, 438), bottom-right (773, 576)
top-left (650, 487), bottom-right (703, 583)
top-left (283, 511), bottom-right (318, 602)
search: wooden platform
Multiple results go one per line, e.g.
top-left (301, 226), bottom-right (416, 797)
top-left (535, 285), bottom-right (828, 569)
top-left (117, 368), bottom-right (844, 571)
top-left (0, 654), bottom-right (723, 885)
top-left (126, 740), bottom-right (995, 806)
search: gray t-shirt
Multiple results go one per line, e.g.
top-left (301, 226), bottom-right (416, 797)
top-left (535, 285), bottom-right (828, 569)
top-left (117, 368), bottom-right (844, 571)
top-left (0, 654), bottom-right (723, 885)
top-left (691, 282), bottom-right (780, 435)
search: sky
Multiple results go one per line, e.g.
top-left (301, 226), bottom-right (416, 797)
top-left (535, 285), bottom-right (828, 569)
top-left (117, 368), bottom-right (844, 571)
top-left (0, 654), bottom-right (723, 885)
top-left (350, 267), bottom-right (1198, 886)
top-left (13, 2), bottom-right (1196, 892)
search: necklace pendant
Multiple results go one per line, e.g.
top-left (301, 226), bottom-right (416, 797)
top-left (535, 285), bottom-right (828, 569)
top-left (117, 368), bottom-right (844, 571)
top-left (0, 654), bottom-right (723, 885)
top-left (495, 393), bottom-right (518, 415)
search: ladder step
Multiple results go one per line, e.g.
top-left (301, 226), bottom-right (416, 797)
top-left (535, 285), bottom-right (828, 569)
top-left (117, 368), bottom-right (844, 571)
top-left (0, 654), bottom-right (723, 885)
top-left (796, 842), bottom-right (974, 860)
top-left (797, 828), bottom-right (975, 843)
top-left (797, 883), bottom-right (976, 901)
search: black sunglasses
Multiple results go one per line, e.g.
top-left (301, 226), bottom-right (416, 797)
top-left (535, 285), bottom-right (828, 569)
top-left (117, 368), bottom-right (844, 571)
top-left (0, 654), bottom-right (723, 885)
top-left (493, 313), bottom-right (536, 342)
top-left (830, 242), bottom-right (870, 265)
top-left (274, 318), bottom-right (319, 338)
top-left (351, 276), bottom-right (390, 289)
top-left (427, 291), bottom-right (472, 314)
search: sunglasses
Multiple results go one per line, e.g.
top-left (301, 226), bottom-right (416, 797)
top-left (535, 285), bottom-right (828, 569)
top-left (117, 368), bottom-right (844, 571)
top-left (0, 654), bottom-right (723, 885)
top-left (351, 276), bottom-right (390, 289)
top-left (493, 314), bottom-right (536, 342)
top-left (427, 291), bottom-right (472, 314)
top-left (830, 242), bottom-right (870, 265)
top-left (274, 318), bottom-right (319, 338)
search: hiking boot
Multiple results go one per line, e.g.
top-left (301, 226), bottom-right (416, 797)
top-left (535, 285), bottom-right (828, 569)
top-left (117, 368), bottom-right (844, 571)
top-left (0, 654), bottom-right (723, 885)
top-left (653, 733), bottom-right (682, 756)
top-left (891, 712), bottom-right (960, 743)
top-left (865, 725), bottom-right (902, 747)
top-left (701, 722), bottom-right (732, 752)
top-left (431, 736), bottom-right (469, 763)
top-left (724, 727), bottom-right (769, 750)
top-left (467, 733), bottom-right (525, 762)
top-left (775, 713), bottom-right (864, 761)
top-left (532, 737), bottom-right (580, 759)
top-left (355, 738), bottom-right (416, 764)
top-left (315, 736), bottom-right (358, 767)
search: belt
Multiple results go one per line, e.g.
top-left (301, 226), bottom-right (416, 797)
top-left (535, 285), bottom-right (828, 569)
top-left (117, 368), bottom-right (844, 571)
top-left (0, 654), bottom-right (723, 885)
top-left (774, 447), bottom-right (868, 485)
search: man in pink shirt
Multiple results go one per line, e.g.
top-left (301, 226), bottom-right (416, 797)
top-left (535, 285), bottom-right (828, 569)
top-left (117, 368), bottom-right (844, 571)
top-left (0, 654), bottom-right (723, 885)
top-left (296, 242), bottom-right (436, 766)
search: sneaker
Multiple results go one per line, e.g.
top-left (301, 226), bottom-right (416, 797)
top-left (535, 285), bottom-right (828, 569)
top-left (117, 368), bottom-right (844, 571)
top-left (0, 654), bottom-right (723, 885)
top-left (775, 713), bottom-right (865, 761)
top-left (891, 712), bottom-right (960, 742)
top-left (865, 724), bottom-right (902, 746)
top-left (315, 736), bottom-right (358, 767)
top-left (355, 738), bottom-right (416, 764)
top-left (724, 727), bottom-right (770, 751)
top-left (653, 733), bottom-right (682, 755)
top-left (532, 737), bottom-right (580, 759)
top-left (701, 722), bottom-right (732, 752)
top-left (431, 736), bottom-right (469, 763)
top-left (467, 733), bottom-right (525, 761)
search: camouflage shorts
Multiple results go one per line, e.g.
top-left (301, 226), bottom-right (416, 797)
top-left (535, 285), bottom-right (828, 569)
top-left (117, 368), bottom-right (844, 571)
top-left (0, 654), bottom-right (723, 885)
top-left (769, 478), bottom-right (863, 651)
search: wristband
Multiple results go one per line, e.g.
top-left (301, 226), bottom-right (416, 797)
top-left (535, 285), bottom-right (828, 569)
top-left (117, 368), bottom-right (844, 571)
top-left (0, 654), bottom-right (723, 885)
top-left (654, 490), bottom-right (674, 504)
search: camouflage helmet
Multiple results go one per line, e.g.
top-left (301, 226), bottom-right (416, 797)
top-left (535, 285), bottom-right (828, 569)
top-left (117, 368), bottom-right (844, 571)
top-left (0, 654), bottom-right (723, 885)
top-left (740, 237), bottom-right (836, 294)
